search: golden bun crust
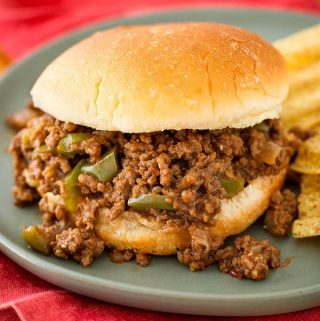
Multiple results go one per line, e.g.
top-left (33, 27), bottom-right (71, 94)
top-left (95, 170), bottom-right (286, 255)
top-left (31, 23), bottom-right (288, 133)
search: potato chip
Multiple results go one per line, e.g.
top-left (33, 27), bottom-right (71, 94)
top-left (291, 134), bottom-right (320, 174)
top-left (273, 24), bottom-right (320, 71)
top-left (298, 192), bottom-right (320, 218)
top-left (292, 179), bottom-right (320, 238)
top-left (292, 217), bottom-right (320, 238)
top-left (282, 89), bottom-right (320, 121)
top-left (0, 49), bottom-right (10, 74)
top-left (283, 109), bottom-right (320, 130)
top-left (311, 123), bottom-right (320, 133)
top-left (288, 60), bottom-right (320, 92)
top-left (281, 61), bottom-right (320, 123)
top-left (275, 26), bottom-right (320, 130)
top-left (276, 25), bottom-right (320, 238)
top-left (301, 174), bottom-right (320, 193)
top-left (292, 174), bottom-right (320, 238)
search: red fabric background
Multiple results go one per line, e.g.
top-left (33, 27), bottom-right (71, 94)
top-left (1, 251), bottom-right (320, 321)
top-left (0, 1), bottom-right (319, 320)
top-left (0, 0), bottom-right (320, 60)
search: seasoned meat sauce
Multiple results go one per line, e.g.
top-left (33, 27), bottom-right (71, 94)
top-left (9, 109), bottom-right (291, 276)
top-left (215, 235), bottom-right (281, 280)
top-left (264, 189), bottom-right (297, 236)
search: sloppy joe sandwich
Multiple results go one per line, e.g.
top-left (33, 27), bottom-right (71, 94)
top-left (9, 23), bottom-right (292, 273)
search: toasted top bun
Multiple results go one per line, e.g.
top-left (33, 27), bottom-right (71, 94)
top-left (31, 23), bottom-right (288, 133)
top-left (95, 169), bottom-right (286, 255)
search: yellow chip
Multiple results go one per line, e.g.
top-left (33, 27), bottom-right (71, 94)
top-left (274, 24), bottom-right (320, 71)
top-left (312, 123), bottom-right (320, 133)
top-left (288, 60), bottom-right (320, 93)
top-left (292, 217), bottom-right (320, 238)
top-left (283, 110), bottom-right (320, 130)
top-left (293, 174), bottom-right (320, 238)
top-left (282, 86), bottom-right (320, 119)
top-left (0, 49), bottom-right (10, 75)
top-left (298, 192), bottom-right (320, 218)
top-left (291, 134), bottom-right (320, 174)
top-left (301, 174), bottom-right (320, 193)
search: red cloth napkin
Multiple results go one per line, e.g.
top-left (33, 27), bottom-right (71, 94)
top-left (0, 0), bottom-right (320, 59)
top-left (0, 1), bottom-right (320, 320)
top-left (1, 252), bottom-right (320, 321)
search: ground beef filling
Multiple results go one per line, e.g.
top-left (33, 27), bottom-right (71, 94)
top-left (264, 189), bottom-right (297, 236)
top-left (215, 235), bottom-right (281, 280)
top-left (9, 111), bottom-right (291, 272)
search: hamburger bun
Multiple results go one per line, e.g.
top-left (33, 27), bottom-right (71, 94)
top-left (95, 169), bottom-right (286, 254)
top-left (31, 23), bottom-right (288, 133)
top-left (30, 23), bottom-right (289, 259)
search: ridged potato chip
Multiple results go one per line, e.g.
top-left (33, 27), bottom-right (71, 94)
top-left (291, 134), bottom-right (320, 174)
top-left (0, 49), bottom-right (10, 74)
top-left (311, 123), bottom-right (320, 133)
top-left (275, 25), bottom-right (320, 130)
top-left (301, 174), bottom-right (320, 193)
top-left (283, 108), bottom-right (320, 130)
top-left (274, 24), bottom-right (320, 71)
top-left (288, 60), bottom-right (320, 92)
top-left (275, 25), bottom-right (320, 238)
top-left (297, 192), bottom-right (320, 218)
top-left (292, 175), bottom-right (320, 238)
top-left (292, 217), bottom-right (320, 238)
top-left (282, 88), bottom-right (320, 120)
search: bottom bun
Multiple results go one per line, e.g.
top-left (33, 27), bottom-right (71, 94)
top-left (95, 169), bottom-right (286, 255)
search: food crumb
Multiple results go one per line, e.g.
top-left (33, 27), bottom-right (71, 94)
top-left (215, 235), bottom-right (281, 280)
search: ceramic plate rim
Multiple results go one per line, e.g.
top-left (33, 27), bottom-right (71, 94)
top-left (1, 235), bottom-right (320, 301)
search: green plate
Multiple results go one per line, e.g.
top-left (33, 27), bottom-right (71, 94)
top-left (0, 8), bottom-right (319, 316)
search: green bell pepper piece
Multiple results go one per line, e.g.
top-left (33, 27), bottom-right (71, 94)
top-left (254, 121), bottom-right (269, 132)
top-left (62, 159), bottom-right (86, 212)
top-left (22, 225), bottom-right (50, 255)
top-left (128, 194), bottom-right (174, 211)
top-left (32, 145), bottom-right (52, 158)
top-left (220, 177), bottom-right (245, 198)
top-left (81, 148), bottom-right (118, 182)
top-left (57, 133), bottom-right (92, 157)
